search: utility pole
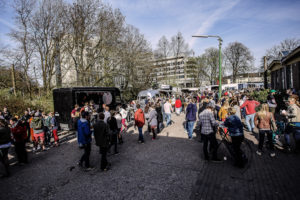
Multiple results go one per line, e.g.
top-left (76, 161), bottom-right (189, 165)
top-left (11, 64), bottom-right (17, 96)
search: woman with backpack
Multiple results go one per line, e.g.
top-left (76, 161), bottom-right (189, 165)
top-left (134, 104), bottom-right (145, 143)
top-left (254, 103), bottom-right (277, 157)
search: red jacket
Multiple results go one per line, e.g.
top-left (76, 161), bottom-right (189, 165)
top-left (175, 99), bottom-right (182, 108)
top-left (11, 123), bottom-right (27, 143)
top-left (240, 100), bottom-right (260, 115)
top-left (134, 109), bottom-right (145, 128)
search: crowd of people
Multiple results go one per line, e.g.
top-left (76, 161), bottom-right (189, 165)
top-left (0, 108), bottom-right (59, 177)
top-left (1, 88), bottom-right (300, 176)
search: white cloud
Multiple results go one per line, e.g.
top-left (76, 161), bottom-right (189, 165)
top-left (0, 17), bottom-right (15, 30)
top-left (188, 0), bottom-right (240, 48)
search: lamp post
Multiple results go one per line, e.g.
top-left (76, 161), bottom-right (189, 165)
top-left (192, 35), bottom-right (223, 99)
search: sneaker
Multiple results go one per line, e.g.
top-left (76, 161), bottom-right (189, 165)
top-left (270, 152), bottom-right (276, 157)
top-left (84, 167), bottom-right (94, 172)
top-left (32, 147), bottom-right (37, 153)
top-left (256, 150), bottom-right (262, 156)
top-left (77, 161), bottom-right (83, 167)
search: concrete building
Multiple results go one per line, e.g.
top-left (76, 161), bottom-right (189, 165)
top-left (150, 56), bottom-right (202, 88)
top-left (223, 72), bottom-right (264, 84)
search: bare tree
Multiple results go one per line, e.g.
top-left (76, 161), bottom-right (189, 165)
top-left (119, 25), bottom-right (153, 94)
top-left (266, 38), bottom-right (300, 61)
top-left (8, 0), bottom-right (36, 98)
top-left (224, 42), bottom-right (254, 83)
top-left (169, 32), bottom-right (192, 86)
top-left (203, 47), bottom-right (219, 85)
top-left (154, 36), bottom-right (170, 59)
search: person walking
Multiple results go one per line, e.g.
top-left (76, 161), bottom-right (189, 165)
top-left (77, 112), bottom-right (93, 171)
top-left (175, 97), bottom-right (182, 116)
top-left (21, 110), bottom-right (31, 142)
top-left (10, 118), bottom-right (28, 165)
top-left (107, 111), bottom-right (119, 155)
top-left (281, 96), bottom-right (300, 151)
top-left (186, 98), bottom-right (197, 139)
top-left (115, 108), bottom-right (123, 144)
top-left (219, 101), bottom-right (230, 134)
top-left (156, 102), bottom-right (163, 133)
top-left (240, 96), bottom-right (260, 133)
top-left (198, 103), bottom-right (221, 162)
top-left (42, 112), bottom-right (51, 147)
top-left (164, 99), bottom-right (173, 127)
top-left (134, 104), bottom-right (145, 143)
top-left (223, 108), bottom-right (246, 167)
top-left (267, 90), bottom-right (277, 115)
top-left (148, 104), bottom-right (158, 140)
top-left (49, 112), bottom-right (59, 147)
top-left (104, 106), bottom-right (111, 124)
top-left (93, 113), bottom-right (110, 171)
top-left (120, 105), bottom-right (128, 132)
top-left (0, 119), bottom-right (11, 177)
top-left (254, 103), bottom-right (277, 157)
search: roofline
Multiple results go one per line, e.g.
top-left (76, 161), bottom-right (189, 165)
top-left (282, 45), bottom-right (300, 63)
top-left (267, 59), bottom-right (281, 71)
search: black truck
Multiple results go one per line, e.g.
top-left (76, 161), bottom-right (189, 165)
top-left (53, 87), bottom-right (122, 125)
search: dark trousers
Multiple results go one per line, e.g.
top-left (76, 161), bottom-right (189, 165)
top-left (100, 147), bottom-right (108, 170)
top-left (151, 126), bottom-right (157, 139)
top-left (231, 135), bottom-right (244, 166)
top-left (202, 133), bottom-right (218, 160)
top-left (43, 127), bottom-right (51, 145)
top-left (109, 134), bottom-right (118, 153)
top-left (258, 130), bottom-right (274, 151)
top-left (80, 143), bottom-right (91, 168)
top-left (0, 148), bottom-right (10, 175)
top-left (15, 142), bottom-right (28, 163)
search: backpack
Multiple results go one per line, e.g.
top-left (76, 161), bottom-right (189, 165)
top-left (135, 110), bottom-right (145, 127)
top-left (32, 118), bottom-right (43, 130)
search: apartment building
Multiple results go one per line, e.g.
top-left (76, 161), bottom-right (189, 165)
top-left (150, 56), bottom-right (196, 88)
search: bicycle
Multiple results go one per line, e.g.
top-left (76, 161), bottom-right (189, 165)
top-left (216, 124), bottom-right (252, 172)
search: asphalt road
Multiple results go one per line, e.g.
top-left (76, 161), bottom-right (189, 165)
top-left (1, 113), bottom-right (300, 200)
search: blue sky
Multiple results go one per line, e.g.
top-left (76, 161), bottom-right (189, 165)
top-left (1, 0), bottom-right (300, 68)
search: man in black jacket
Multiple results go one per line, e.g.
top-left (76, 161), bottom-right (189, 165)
top-left (93, 113), bottom-right (110, 171)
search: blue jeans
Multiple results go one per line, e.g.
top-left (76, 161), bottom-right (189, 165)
top-left (138, 127), bottom-right (144, 142)
top-left (166, 113), bottom-right (171, 126)
top-left (187, 121), bottom-right (195, 138)
top-left (245, 113), bottom-right (255, 132)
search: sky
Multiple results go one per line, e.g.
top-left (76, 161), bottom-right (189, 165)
top-left (1, 0), bottom-right (300, 68)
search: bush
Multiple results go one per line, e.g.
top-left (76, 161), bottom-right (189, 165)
top-left (0, 89), bottom-right (53, 117)
top-left (250, 89), bottom-right (269, 103)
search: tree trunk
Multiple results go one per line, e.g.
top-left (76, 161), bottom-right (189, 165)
top-left (11, 64), bottom-right (17, 96)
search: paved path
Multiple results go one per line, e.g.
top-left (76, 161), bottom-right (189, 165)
top-left (1, 113), bottom-right (300, 200)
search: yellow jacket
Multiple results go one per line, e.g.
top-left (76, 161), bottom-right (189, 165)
top-left (219, 107), bottom-right (228, 120)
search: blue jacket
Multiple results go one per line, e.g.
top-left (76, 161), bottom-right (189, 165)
top-left (224, 115), bottom-right (244, 137)
top-left (77, 118), bottom-right (92, 145)
top-left (186, 103), bottom-right (197, 121)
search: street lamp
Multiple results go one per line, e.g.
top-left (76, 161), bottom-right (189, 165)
top-left (192, 35), bottom-right (223, 99)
